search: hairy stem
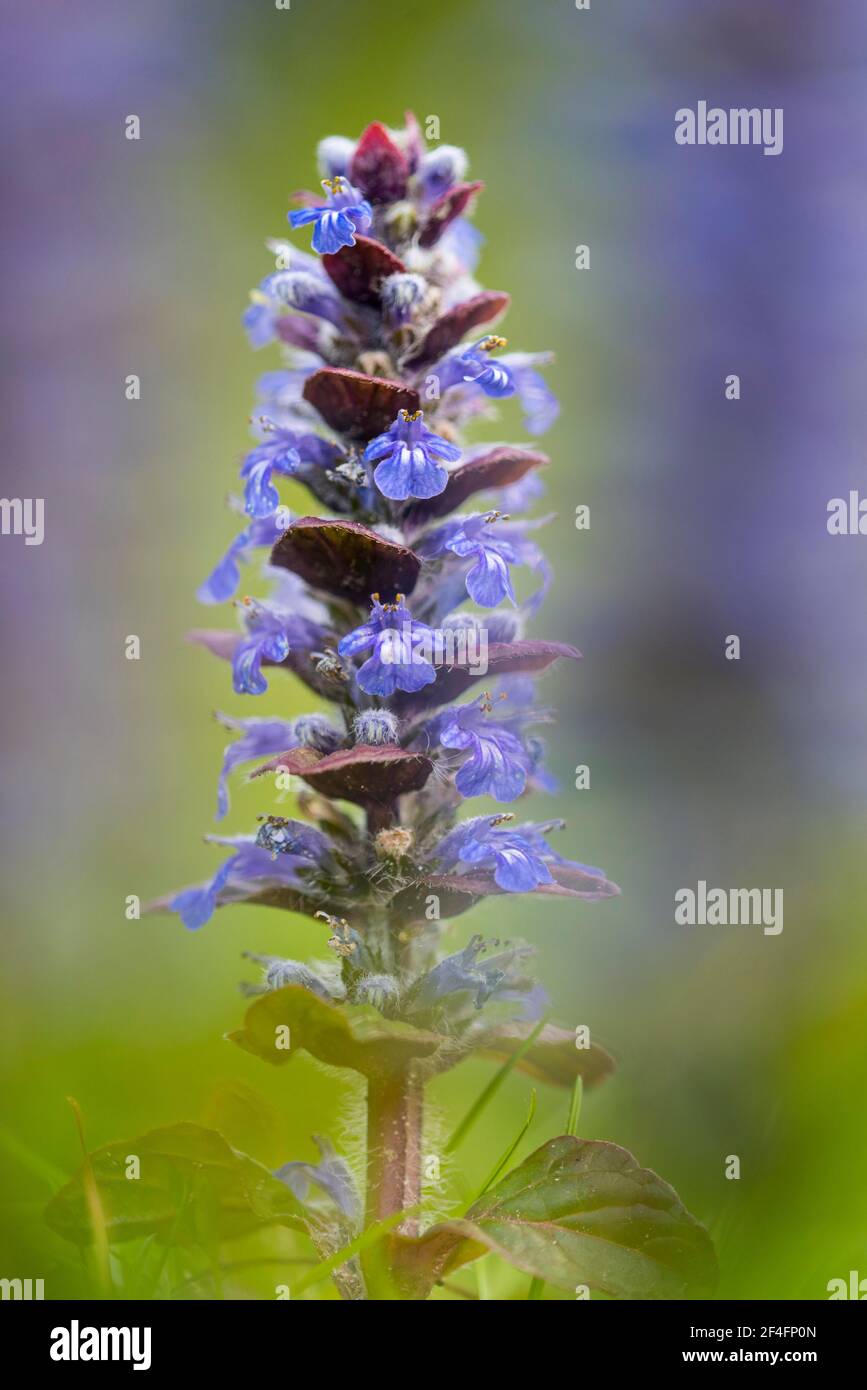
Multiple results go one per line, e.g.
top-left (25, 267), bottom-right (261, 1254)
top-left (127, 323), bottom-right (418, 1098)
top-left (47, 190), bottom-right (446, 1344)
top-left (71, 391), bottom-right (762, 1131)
top-left (362, 1065), bottom-right (423, 1299)
top-left (365, 1066), bottom-right (423, 1231)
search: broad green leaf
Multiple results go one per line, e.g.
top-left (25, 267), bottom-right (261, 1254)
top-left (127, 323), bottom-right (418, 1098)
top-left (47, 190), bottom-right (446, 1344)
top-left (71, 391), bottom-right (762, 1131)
top-left (393, 1136), bottom-right (716, 1300)
top-left (45, 1123), bottom-right (305, 1247)
top-left (228, 984), bottom-right (441, 1077)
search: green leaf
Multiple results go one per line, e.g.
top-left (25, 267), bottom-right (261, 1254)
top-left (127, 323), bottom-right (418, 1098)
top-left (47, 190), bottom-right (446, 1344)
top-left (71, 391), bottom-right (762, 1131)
top-left (203, 1081), bottom-right (285, 1168)
top-left (45, 1123), bottom-right (306, 1248)
top-left (228, 984), bottom-right (442, 1078)
top-left (393, 1136), bottom-right (717, 1300)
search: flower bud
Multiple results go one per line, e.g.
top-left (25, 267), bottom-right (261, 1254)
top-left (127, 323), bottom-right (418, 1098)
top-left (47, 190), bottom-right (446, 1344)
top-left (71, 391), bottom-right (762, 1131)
top-left (486, 610), bottom-right (523, 644)
top-left (317, 135), bottom-right (356, 179)
top-left (374, 826), bottom-right (415, 860)
top-left (294, 714), bottom-right (344, 754)
top-left (381, 272), bottom-right (427, 324)
top-left (353, 973), bottom-right (400, 1015)
top-left (419, 144), bottom-right (469, 199)
top-left (383, 200), bottom-right (418, 241)
top-left (352, 710), bottom-right (400, 745)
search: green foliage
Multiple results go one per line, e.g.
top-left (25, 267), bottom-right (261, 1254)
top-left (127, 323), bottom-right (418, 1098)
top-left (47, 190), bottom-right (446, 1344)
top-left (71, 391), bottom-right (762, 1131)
top-left (45, 1123), bottom-right (305, 1248)
top-left (393, 1136), bottom-right (717, 1300)
top-left (228, 983), bottom-right (441, 1077)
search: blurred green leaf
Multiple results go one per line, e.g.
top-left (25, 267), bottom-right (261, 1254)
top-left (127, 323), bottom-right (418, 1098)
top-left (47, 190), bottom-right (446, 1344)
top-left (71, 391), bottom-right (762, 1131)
top-left (45, 1122), bottom-right (305, 1248)
top-left (394, 1136), bottom-right (717, 1300)
top-left (228, 984), bottom-right (441, 1077)
top-left (203, 1080), bottom-right (285, 1168)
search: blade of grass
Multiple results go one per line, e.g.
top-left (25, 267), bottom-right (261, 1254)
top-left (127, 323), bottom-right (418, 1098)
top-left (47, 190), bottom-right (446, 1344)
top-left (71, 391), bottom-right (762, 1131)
top-left (66, 1097), bottom-right (111, 1298)
top-left (0, 1124), bottom-right (68, 1190)
top-left (566, 1074), bottom-right (584, 1136)
top-left (470, 1089), bottom-right (537, 1204)
top-left (476, 1254), bottom-right (495, 1301)
top-left (523, 1079), bottom-right (584, 1301)
top-left (445, 1017), bottom-right (546, 1154)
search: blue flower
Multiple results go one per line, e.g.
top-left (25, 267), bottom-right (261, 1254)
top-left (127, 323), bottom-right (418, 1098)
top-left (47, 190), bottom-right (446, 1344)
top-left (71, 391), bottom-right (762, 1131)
top-left (171, 856), bottom-right (235, 931)
top-left (364, 409), bottom-right (460, 501)
top-left (170, 835), bottom-right (311, 930)
top-left (499, 351), bottom-right (559, 434)
top-left (441, 335), bottom-right (516, 399)
top-left (435, 340), bottom-right (559, 434)
top-left (289, 177), bottom-right (372, 255)
top-left (242, 299), bottom-right (277, 349)
top-left (440, 218), bottom-right (484, 272)
top-left (214, 712), bottom-right (300, 820)
top-left (337, 594), bottom-right (437, 696)
top-left (253, 370), bottom-right (320, 433)
top-left (232, 596), bottom-right (292, 695)
top-left (275, 1136), bottom-right (361, 1224)
top-left (437, 691), bottom-right (535, 802)
top-left (494, 470), bottom-right (546, 515)
top-left (197, 513), bottom-right (287, 605)
top-left (432, 814), bottom-right (563, 893)
top-left (241, 420), bottom-right (302, 518)
top-left (421, 512), bottom-right (519, 607)
top-left (212, 712), bottom-right (342, 820)
top-left (407, 933), bottom-right (535, 1016)
top-left (240, 410), bottom-right (344, 521)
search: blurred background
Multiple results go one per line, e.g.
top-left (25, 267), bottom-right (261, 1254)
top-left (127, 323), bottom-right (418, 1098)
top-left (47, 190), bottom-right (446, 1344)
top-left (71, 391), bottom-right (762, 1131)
top-left (2, 0), bottom-right (867, 1299)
